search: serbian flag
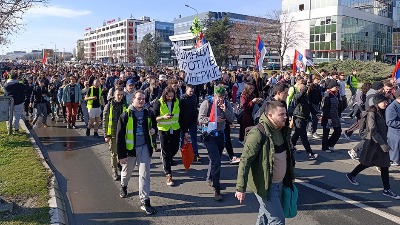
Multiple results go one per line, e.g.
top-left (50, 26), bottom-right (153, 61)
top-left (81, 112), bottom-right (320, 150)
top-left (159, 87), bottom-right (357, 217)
top-left (207, 98), bottom-right (218, 132)
top-left (392, 59), bottom-right (400, 84)
top-left (292, 50), bottom-right (305, 75)
top-left (42, 51), bottom-right (47, 65)
top-left (255, 35), bottom-right (266, 70)
top-left (195, 32), bottom-right (206, 48)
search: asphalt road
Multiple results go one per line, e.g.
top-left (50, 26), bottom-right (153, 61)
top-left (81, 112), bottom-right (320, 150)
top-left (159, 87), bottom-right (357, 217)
top-left (31, 107), bottom-right (400, 225)
top-left (28, 88), bottom-right (400, 225)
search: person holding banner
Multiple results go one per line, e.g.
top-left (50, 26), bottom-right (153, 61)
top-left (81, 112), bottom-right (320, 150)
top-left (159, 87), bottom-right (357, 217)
top-left (198, 86), bottom-right (235, 201)
top-left (154, 86), bottom-right (182, 186)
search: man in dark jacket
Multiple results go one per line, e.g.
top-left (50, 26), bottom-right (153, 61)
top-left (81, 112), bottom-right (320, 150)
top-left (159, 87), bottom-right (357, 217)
top-left (116, 90), bottom-right (157, 215)
top-left (179, 84), bottom-right (200, 160)
top-left (30, 79), bottom-right (49, 128)
top-left (307, 74), bottom-right (323, 138)
top-left (291, 83), bottom-right (318, 160)
top-left (4, 73), bottom-right (27, 131)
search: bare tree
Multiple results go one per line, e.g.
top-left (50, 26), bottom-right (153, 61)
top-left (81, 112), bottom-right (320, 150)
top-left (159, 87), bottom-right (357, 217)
top-left (227, 22), bottom-right (254, 66)
top-left (0, 0), bottom-right (46, 44)
top-left (266, 10), bottom-right (305, 67)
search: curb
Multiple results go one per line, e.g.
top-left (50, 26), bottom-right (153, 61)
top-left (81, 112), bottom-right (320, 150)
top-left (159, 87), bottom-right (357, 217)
top-left (19, 120), bottom-right (68, 225)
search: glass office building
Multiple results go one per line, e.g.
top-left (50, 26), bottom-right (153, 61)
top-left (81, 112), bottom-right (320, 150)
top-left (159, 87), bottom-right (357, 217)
top-left (137, 21), bottom-right (174, 65)
top-left (282, 0), bottom-right (394, 62)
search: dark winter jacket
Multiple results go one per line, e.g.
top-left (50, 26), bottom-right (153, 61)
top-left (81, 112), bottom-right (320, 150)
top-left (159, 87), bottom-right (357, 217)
top-left (292, 88), bottom-right (311, 120)
top-left (360, 107), bottom-right (390, 167)
top-left (116, 107), bottom-right (157, 158)
top-left (103, 100), bottom-right (128, 138)
top-left (3, 79), bottom-right (27, 105)
top-left (308, 83), bottom-right (322, 105)
top-left (179, 93), bottom-right (198, 132)
top-left (321, 90), bottom-right (340, 127)
top-left (30, 85), bottom-right (48, 105)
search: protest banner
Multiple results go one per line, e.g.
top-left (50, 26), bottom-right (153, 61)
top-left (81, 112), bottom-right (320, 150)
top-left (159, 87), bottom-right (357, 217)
top-left (173, 43), bottom-right (221, 85)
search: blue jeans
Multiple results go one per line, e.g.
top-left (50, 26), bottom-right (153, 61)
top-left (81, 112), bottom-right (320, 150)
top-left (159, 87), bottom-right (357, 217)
top-left (180, 123), bottom-right (199, 155)
top-left (255, 182), bottom-right (285, 225)
top-left (204, 132), bottom-right (225, 191)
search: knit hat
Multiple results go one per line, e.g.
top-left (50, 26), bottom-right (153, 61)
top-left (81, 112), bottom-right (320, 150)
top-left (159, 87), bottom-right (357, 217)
top-left (214, 86), bottom-right (227, 95)
top-left (373, 93), bottom-right (387, 105)
top-left (371, 81), bottom-right (384, 90)
top-left (326, 79), bottom-right (338, 89)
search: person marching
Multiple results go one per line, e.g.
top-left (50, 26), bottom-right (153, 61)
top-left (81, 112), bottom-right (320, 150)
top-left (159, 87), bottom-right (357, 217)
top-left (116, 90), bottom-right (157, 215)
top-left (85, 79), bottom-right (104, 138)
top-left (198, 86), bottom-right (235, 201)
top-left (103, 88), bottom-right (128, 181)
top-left (346, 94), bottom-right (400, 200)
top-left (153, 86), bottom-right (182, 186)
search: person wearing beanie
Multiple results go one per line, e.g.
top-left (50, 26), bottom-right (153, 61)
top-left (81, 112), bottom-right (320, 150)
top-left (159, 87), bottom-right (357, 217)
top-left (346, 94), bottom-right (400, 200)
top-left (321, 79), bottom-right (341, 152)
top-left (385, 89), bottom-right (400, 166)
top-left (365, 81), bottom-right (384, 108)
top-left (198, 85), bottom-right (235, 201)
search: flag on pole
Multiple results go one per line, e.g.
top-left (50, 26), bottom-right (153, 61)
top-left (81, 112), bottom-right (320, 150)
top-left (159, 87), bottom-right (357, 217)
top-left (292, 50), bottom-right (305, 75)
top-left (190, 17), bottom-right (202, 36)
top-left (392, 59), bottom-right (400, 84)
top-left (42, 51), bottom-right (47, 68)
top-left (255, 35), bottom-right (267, 70)
top-left (195, 32), bottom-right (207, 48)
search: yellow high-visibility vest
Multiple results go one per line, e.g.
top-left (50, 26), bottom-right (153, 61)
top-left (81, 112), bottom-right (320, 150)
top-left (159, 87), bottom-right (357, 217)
top-left (157, 98), bottom-right (180, 131)
top-left (125, 110), bottom-right (154, 150)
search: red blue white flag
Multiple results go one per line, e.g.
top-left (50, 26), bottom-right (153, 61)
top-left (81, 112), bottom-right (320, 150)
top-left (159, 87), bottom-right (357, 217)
top-left (255, 35), bottom-right (266, 70)
top-left (292, 50), bottom-right (305, 75)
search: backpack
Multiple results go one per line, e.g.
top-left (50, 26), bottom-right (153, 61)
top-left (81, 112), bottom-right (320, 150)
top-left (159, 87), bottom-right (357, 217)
top-left (358, 111), bottom-right (368, 139)
top-left (244, 123), bottom-right (267, 143)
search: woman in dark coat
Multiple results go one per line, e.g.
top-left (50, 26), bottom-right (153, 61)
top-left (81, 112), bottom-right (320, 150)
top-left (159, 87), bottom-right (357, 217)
top-left (346, 94), bottom-right (400, 199)
top-left (238, 82), bottom-right (262, 144)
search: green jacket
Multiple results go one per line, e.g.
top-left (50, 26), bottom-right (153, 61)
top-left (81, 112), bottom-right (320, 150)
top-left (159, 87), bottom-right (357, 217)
top-left (236, 113), bottom-right (295, 199)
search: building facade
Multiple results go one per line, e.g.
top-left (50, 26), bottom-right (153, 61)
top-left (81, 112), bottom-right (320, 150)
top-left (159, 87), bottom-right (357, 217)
top-left (137, 21), bottom-right (174, 65)
top-left (169, 11), bottom-right (280, 67)
top-left (83, 17), bottom-right (149, 63)
top-left (282, 0), bottom-right (393, 63)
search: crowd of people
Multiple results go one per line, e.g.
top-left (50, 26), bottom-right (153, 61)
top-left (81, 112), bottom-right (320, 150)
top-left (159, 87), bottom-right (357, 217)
top-left (2, 61), bottom-right (400, 223)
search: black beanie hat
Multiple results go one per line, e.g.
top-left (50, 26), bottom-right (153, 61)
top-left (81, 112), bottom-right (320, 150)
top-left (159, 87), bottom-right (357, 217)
top-left (326, 79), bottom-right (338, 89)
top-left (371, 81), bottom-right (384, 90)
top-left (373, 93), bottom-right (387, 105)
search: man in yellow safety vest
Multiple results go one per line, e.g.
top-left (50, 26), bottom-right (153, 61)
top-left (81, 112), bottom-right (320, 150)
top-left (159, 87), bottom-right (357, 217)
top-left (103, 88), bottom-right (127, 181)
top-left (116, 90), bottom-right (157, 215)
top-left (85, 79), bottom-right (104, 137)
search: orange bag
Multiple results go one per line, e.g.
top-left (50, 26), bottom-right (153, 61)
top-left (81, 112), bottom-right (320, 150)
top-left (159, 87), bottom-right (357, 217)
top-left (181, 142), bottom-right (194, 170)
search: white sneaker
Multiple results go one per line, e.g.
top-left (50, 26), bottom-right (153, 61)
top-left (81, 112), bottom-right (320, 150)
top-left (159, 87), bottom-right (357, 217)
top-left (383, 189), bottom-right (400, 200)
top-left (230, 157), bottom-right (240, 164)
top-left (348, 150), bottom-right (358, 160)
top-left (312, 133), bottom-right (321, 139)
top-left (307, 132), bottom-right (312, 137)
top-left (391, 161), bottom-right (399, 166)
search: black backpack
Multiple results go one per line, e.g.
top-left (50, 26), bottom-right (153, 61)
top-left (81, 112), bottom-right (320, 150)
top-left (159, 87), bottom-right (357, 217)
top-left (244, 123), bottom-right (267, 143)
top-left (346, 75), bottom-right (352, 86)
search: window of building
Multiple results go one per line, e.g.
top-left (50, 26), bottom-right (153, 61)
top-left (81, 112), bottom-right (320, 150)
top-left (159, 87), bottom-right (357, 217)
top-left (299, 4), bottom-right (304, 11)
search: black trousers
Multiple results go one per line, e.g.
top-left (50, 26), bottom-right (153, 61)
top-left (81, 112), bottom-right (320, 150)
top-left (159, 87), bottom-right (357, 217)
top-left (351, 164), bottom-right (390, 190)
top-left (291, 117), bottom-right (313, 154)
top-left (160, 129), bottom-right (181, 175)
top-left (322, 126), bottom-right (342, 150)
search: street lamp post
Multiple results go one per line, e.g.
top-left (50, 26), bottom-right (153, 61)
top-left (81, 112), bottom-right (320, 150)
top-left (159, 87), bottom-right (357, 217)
top-left (185, 4), bottom-right (199, 18)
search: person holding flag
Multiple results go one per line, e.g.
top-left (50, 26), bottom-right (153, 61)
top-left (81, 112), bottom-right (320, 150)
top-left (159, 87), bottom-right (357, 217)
top-left (198, 86), bottom-right (235, 201)
top-left (255, 35), bottom-right (266, 71)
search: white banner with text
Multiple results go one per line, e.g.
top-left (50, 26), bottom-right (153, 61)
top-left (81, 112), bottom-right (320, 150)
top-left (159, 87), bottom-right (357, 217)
top-left (173, 43), bottom-right (221, 85)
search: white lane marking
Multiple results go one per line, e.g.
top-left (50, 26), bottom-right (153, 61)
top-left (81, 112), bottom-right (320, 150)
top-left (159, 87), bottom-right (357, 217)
top-left (295, 179), bottom-right (400, 224)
